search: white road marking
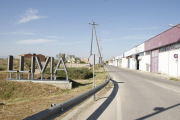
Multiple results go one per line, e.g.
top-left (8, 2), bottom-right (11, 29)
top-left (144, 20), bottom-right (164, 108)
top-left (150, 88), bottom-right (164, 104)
top-left (148, 81), bottom-right (180, 93)
top-left (114, 77), bottom-right (122, 120)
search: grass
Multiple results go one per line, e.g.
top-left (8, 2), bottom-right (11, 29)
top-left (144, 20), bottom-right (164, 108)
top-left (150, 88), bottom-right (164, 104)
top-left (44, 67), bottom-right (93, 79)
top-left (0, 79), bottom-right (63, 101)
top-left (170, 77), bottom-right (179, 81)
top-left (0, 66), bottom-right (111, 120)
top-left (106, 81), bottom-right (114, 87)
top-left (0, 59), bottom-right (30, 71)
top-left (0, 65), bottom-right (6, 71)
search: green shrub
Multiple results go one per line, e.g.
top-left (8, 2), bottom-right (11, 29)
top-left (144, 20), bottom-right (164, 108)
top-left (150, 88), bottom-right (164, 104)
top-left (79, 61), bottom-right (85, 64)
top-left (0, 66), bottom-right (6, 71)
top-left (170, 77), bottom-right (178, 81)
top-left (44, 67), bottom-right (93, 79)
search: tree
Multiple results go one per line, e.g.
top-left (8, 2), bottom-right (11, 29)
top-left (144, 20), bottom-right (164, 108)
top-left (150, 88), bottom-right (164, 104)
top-left (54, 59), bottom-right (59, 67)
top-left (80, 61), bottom-right (85, 64)
top-left (66, 54), bottom-right (75, 62)
top-left (75, 57), bottom-right (81, 63)
top-left (24, 58), bottom-right (38, 70)
top-left (56, 53), bottom-right (63, 59)
top-left (56, 53), bottom-right (66, 62)
top-left (66, 55), bottom-right (75, 59)
top-left (24, 58), bottom-right (31, 70)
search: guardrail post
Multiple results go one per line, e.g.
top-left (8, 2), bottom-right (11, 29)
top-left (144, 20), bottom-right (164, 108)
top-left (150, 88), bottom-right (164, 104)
top-left (94, 85), bottom-right (96, 101)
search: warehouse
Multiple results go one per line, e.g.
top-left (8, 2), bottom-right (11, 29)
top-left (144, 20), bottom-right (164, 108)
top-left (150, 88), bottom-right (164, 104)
top-left (112, 23), bottom-right (180, 77)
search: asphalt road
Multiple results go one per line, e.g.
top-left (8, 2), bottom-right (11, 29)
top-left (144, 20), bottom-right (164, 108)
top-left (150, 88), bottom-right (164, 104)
top-left (106, 65), bottom-right (180, 120)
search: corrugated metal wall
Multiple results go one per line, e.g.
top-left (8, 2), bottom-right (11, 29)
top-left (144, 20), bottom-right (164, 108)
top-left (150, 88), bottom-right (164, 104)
top-left (145, 24), bottom-right (180, 51)
top-left (151, 49), bottom-right (159, 73)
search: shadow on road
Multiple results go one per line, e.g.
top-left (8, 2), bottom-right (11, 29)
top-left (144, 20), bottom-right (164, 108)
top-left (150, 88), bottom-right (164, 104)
top-left (86, 79), bottom-right (122, 120)
top-left (136, 103), bottom-right (180, 120)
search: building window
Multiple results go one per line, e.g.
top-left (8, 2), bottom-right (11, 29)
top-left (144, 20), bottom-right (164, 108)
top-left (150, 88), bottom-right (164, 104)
top-left (171, 43), bottom-right (180, 50)
top-left (145, 51), bottom-right (150, 55)
top-left (160, 46), bottom-right (169, 52)
top-left (139, 52), bottom-right (144, 56)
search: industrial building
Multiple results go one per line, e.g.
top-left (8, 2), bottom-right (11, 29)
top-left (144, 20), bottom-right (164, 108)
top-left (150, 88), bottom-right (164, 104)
top-left (110, 23), bottom-right (180, 78)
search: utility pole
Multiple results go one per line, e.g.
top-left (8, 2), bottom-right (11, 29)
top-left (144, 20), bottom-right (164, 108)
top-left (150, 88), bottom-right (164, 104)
top-left (97, 37), bottom-right (102, 57)
top-left (94, 25), bottom-right (104, 68)
top-left (89, 20), bottom-right (104, 70)
top-left (89, 20), bottom-right (99, 56)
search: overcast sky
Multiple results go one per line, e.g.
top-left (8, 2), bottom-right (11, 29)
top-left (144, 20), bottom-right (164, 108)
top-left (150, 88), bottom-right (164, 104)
top-left (0, 0), bottom-right (180, 60)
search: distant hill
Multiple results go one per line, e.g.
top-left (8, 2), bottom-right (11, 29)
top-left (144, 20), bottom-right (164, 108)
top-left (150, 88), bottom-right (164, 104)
top-left (0, 56), bottom-right (8, 59)
top-left (0, 56), bottom-right (18, 59)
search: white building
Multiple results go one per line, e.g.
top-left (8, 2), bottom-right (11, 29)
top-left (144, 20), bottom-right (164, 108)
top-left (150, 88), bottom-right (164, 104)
top-left (111, 23), bottom-right (180, 78)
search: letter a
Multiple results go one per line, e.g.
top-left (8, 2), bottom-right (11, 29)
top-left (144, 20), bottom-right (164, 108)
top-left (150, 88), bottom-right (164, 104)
top-left (54, 58), bottom-right (68, 81)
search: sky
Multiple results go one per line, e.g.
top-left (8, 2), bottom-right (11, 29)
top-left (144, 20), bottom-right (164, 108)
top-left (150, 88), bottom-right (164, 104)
top-left (0, 0), bottom-right (180, 61)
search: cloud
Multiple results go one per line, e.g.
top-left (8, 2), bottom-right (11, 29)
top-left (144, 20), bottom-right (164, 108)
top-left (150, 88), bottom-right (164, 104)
top-left (17, 8), bottom-right (47, 24)
top-left (0, 31), bottom-right (34, 35)
top-left (15, 39), bottom-right (56, 44)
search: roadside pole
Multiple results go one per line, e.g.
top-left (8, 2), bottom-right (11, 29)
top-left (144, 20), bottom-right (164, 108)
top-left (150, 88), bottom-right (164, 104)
top-left (93, 55), bottom-right (95, 87)
top-left (89, 54), bottom-right (99, 101)
top-left (174, 54), bottom-right (178, 81)
top-left (176, 58), bottom-right (179, 81)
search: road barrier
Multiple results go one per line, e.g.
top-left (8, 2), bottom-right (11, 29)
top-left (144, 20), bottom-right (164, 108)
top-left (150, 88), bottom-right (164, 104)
top-left (24, 75), bottom-right (110, 120)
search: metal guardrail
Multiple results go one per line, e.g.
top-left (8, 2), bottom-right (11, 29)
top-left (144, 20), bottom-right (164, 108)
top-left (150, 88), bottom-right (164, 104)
top-left (24, 75), bottom-right (110, 120)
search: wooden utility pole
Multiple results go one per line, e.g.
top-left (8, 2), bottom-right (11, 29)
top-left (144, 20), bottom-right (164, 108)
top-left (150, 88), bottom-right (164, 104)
top-left (89, 20), bottom-right (104, 70)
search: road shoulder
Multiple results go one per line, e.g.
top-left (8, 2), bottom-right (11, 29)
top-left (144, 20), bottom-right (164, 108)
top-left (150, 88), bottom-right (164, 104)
top-left (61, 82), bottom-right (114, 120)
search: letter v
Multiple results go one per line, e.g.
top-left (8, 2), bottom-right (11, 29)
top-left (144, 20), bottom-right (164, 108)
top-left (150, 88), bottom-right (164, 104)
top-left (36, 57), bottom-right (50, 73)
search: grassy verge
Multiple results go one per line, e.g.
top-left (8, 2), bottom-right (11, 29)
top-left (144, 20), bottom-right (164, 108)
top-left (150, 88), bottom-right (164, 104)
top-left (169, 77), bottom-right (179, 81)
top-left (44, 67), bottom-right (93, 79)
top-left (0, 66), bottom-right (112, 120)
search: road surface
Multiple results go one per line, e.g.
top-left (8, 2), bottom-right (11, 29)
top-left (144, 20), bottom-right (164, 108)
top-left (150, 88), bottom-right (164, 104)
top-left (75, 66), bottom-right (180, 120)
